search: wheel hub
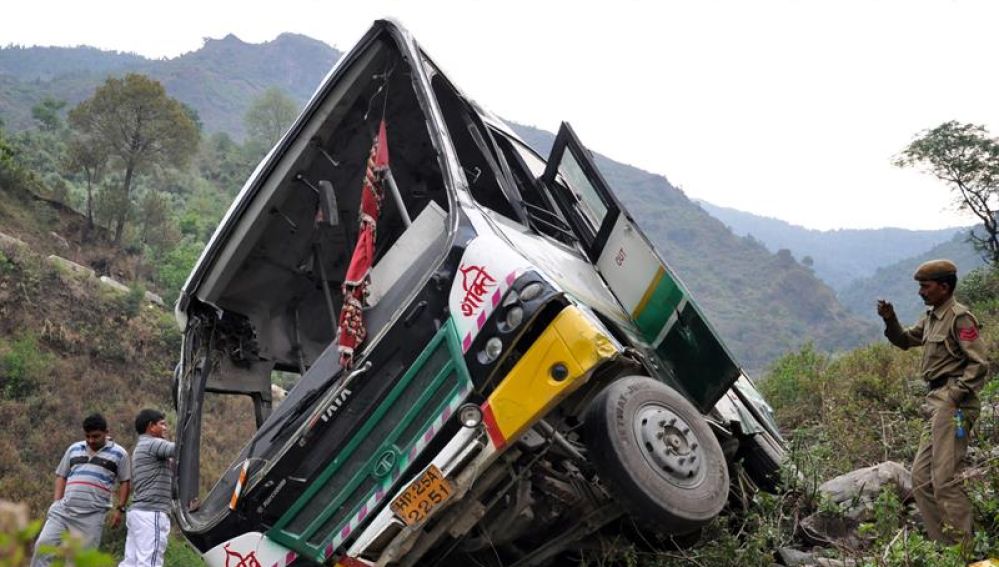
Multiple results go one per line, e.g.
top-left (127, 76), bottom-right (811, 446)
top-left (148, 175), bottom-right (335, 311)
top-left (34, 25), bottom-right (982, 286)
top-left (634, 403), bottom-right (705, 487)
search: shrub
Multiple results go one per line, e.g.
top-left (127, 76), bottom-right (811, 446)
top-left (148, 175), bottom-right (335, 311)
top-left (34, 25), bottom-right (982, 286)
top-left (958, 266), bottom-right (999, 307)
top-left (120, 284), bottom-right (145, 319)
top-left (1, 519), bottom-right (115, 567)
top-left (758, 342), bottom-right (829, 426)
top-left (0, 334), bottom-right (50, 400)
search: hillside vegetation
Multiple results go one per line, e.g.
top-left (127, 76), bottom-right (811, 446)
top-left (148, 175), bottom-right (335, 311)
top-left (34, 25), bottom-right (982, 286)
top-left (699, 200), bottom-right (968, 291)
top-left (840, 231), bottom-right (988, 323)
top-left (514, 124), bottom-right (878, 372)
top-left (607, 268), bottom-right (999, 566)
top-left (0, 130), bottom-right (247, 566)
top-left (0, 36), bottom-right (883, 373)
top-left (0, 34), bottom-right (340, 137)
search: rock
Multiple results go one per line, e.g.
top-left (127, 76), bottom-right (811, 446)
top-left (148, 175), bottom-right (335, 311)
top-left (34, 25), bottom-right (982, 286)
top-left (99, 275), bottom-right (130, 294)
top-left (49, 231), bottom-right (69, 249)
top-left (0, 231), bottom-right (27, 250)
top-left (814, 559), bottom-right (859, 567)
top-left (47, 255), bottom-right (95, 279)
top-left (0, 500), bottom-right (28, 533)
top-left (144, 290), bottom-right (166, 307)
top-left (818, 461), bottom-right (911, 520)
top-left (799, 511), bottom-right (864, 549)
top-left (777, 547), bottom-right (815, 566)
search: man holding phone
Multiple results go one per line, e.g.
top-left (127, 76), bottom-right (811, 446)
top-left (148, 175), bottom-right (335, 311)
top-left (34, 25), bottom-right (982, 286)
top-left (877, 259), bottom-right (988, 546)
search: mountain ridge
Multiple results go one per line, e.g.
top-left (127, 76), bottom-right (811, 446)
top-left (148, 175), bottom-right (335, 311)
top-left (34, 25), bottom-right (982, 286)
top-left (1, 34), bottom-right (880, 372)
top-left (0, 33), bottom-right (342, 137)
top-left (698, 200), bottom-right (969, 291)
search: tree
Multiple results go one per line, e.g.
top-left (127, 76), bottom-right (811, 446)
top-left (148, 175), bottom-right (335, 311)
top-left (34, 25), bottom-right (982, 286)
top-left (896, 121), bottom-right (999, 266)
top-left (68, 74), bottom-right (199, 244)
top-left (244, 87), bottom-right (299, 147)
top-left (31, 97), bottom-right (67, 132)
top-left (64, 132), bottom-right (109, 237)
top-left (137, 190), bottom-right (180, 257)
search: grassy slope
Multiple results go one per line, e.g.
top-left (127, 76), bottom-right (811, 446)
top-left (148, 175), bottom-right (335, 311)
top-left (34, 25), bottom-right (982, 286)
top-left (0, 187), bottom-right (253, 563)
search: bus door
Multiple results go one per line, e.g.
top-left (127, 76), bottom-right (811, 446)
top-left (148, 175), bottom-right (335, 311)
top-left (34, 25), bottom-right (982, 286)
top-left (540, 123), bottom-right (740, 411)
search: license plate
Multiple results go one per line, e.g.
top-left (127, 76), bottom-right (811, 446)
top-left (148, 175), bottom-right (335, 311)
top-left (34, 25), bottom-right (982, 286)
top-left (390, 464), bottom-right (453, 526)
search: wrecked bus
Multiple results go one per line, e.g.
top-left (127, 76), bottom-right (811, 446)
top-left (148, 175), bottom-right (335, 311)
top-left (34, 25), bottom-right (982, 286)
top-left (172, 18), bottom-right (785, 567)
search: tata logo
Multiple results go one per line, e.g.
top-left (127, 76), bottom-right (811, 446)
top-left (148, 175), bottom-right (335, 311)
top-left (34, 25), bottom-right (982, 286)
top-left (320, 387), bottom-right (352, 423)
top-left (372, 448), bottom-right (398, 478)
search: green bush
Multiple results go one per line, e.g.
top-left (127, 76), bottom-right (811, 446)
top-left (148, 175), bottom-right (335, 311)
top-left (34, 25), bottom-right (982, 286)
top-left (120, 284), bottom-right (146, 319)
top-left (0, 334), bottom-right (50, 399)
top-left (758, 342), bottom-right (829, 424)
top-left (1, 519), bottom-right (114, 567)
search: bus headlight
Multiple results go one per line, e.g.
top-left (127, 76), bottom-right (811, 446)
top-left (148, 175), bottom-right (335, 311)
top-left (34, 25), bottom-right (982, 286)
top-left (458, 404), bottom-right (484, 428)
top-left (478, 337), bottom-right (503, 364)
top-left (504, 306), bottom-right (524, 330)
top-left (518, 282), bottom-right (544, 302)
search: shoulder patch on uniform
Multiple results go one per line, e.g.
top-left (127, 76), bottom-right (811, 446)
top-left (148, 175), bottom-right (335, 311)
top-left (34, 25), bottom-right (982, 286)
top-left (959, 325), bottom-right (979, 341)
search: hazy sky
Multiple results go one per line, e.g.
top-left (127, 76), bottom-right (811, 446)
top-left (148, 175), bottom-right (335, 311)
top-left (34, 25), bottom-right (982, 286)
top-left (3, 0), bottom-right (997, 231)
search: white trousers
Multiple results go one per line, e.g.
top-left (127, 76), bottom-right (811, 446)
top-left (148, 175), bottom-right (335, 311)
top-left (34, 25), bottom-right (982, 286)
top-left (119, 509), bottom-right (170, 567)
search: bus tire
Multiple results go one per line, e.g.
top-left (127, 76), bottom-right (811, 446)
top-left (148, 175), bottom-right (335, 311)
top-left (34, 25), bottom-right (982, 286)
top-left (583, 376), bottom-right (729, 534)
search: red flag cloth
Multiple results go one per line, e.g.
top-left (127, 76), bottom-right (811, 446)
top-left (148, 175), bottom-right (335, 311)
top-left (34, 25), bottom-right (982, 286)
top-left (337, 120), bottom-right (388, 368)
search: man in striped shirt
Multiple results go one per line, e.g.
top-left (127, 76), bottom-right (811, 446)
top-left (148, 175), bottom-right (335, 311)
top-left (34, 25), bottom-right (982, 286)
top-left (119, 409), bottom-right (175, 567)
top-left (31, 413), bottom-right (131, 567)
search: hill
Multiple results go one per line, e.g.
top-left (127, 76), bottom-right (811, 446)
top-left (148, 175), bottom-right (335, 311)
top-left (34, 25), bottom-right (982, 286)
top-left (512, 124), bottom-right (879, 373)
top-left (837, 230), bottom-right (987, 322)
top-left (0, 171), bottom-right (249, 563)
top-left (0, 36), bottom-right (878, 373)
top-left (0, 33), bottom-right (341, 137)
top-left (697, 200), bottom-right (966, 291)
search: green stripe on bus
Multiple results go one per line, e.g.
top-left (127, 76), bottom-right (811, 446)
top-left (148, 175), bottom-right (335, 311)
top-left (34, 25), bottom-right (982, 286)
top-left (633, 271), bottom-right (685, 342)
top-left (269, 319), bottom-right (469, 560)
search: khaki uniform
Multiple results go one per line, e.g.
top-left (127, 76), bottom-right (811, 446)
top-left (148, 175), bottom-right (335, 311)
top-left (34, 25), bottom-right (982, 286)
top-left (884, 296), bottom-right (988, 543)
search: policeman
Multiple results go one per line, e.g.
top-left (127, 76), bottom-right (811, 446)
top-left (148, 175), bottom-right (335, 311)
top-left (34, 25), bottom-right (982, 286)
top-left (877, 259), bottom-right (988, 544)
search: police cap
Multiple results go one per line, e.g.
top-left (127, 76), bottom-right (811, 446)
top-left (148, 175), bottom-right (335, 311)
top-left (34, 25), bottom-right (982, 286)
top-left (913, 259), bottom-right (958, 281)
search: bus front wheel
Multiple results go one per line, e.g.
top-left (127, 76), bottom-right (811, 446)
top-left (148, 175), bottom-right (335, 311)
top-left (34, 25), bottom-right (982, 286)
top-left (583, 376), bottom-right (729, 535)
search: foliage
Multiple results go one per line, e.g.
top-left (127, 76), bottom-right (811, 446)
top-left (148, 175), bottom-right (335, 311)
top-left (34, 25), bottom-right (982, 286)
top-left (0, 35), bottom-right (339, 136)
top-left (608, 264), bottom-right (999, 567)
top-left (700, 200), bottom-right (968, 292)
top-left (758, 342), bottom-right (829, 421)
top-left (838, 230), bottom-right (985, 324)
top-left (119, 284), bottom-right (146, 319)
top-left (958, 265), bottom-right (999, 309)
top-left (0, 126), bottom-right (13, 166)
top-left (64, 129), bottom-right (110, 232)
top-left (154, 239), bottom-right (204, 306)
top-left (244, 86), bottom-right (299, 147)
top-left (0, 334), bottom-right (50, 400)
top-left (896, 121), bottom-right (999, 266)
top-left (31, 97), bottom-right (67, 132)
top-left (0, 519), bottom-right (115, 567)
top-left (136, 191), bottom-right (180, 257)
top-left (68, 74), bottom-right (199, 243)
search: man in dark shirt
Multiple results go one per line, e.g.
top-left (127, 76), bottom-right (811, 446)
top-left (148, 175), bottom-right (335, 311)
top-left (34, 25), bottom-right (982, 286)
top-left (119, 409), bottom-right (175, 567)
top-left (878, 259), bottom-right (988, 545)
